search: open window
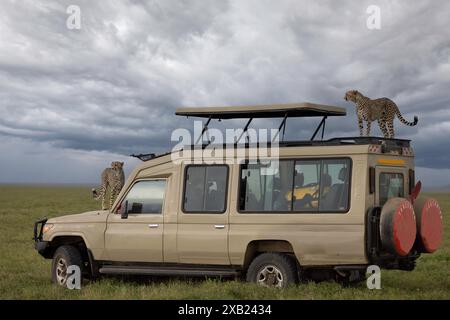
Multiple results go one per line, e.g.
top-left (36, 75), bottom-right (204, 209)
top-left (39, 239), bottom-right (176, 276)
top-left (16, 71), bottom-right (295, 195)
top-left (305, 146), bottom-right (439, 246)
top-left (318, 159), bottom-right (351, 212)
top-left (239, 158), bottom-right (351, 213)
top-left (240, 161), bottom-right (294, 212)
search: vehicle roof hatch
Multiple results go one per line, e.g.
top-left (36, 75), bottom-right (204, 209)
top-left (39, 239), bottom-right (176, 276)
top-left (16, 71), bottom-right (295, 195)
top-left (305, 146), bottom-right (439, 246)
top-left (176, 102), bottom-right (346, 144)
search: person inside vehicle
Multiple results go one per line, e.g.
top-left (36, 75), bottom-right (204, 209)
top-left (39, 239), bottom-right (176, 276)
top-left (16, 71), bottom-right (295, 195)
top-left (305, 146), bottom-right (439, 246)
top-left (291, 172), bottom-right (332, 210)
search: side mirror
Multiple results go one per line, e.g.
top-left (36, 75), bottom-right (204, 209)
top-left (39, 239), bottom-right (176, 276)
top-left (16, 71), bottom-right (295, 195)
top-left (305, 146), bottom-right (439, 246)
top-left (121, 200), bottom-right (129, 219)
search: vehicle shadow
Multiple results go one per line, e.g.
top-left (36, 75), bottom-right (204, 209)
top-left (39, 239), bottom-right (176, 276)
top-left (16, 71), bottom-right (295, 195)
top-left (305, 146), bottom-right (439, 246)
top-left (98, 274), bottom-right (240, 285)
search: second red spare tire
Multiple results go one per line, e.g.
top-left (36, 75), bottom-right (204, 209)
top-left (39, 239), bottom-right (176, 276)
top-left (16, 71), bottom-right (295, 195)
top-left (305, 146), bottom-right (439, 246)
top-left (413, 197), bottom-right (443, 253)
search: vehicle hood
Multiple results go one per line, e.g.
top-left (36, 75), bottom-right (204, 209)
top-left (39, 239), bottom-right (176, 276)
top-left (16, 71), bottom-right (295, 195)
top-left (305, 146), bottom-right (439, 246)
top-left (47, 210), bottom-right (109, 224)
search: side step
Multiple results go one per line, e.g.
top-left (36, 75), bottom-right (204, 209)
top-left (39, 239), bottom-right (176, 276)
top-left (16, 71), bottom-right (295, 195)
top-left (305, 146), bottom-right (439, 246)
top-left (99, 265), bottom-right (240, 277)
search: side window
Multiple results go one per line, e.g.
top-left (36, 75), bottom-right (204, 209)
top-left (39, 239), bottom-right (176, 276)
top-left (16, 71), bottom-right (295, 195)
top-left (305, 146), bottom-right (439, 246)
top-left (319, 159), bottom-right (351, 211)
top-left (183, 165), bottom-right (228, 213)
top-left (240, 166), bottom-right (262, 211)
top-left (124, 180), bottom-right (166, 214)
top-left (239, 158), bottom-right (351, 213)
top-left (239, 161), bottom-right (293, 212)
top-left (379, 173), bottom-right (404, 206)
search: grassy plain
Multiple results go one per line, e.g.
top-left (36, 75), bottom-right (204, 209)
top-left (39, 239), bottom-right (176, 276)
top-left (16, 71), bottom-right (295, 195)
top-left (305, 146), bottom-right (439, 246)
top-left (0, 185), bottom-right (448, 299)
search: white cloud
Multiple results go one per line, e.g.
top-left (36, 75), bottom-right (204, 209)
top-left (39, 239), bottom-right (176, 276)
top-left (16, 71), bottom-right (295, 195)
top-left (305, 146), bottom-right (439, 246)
top-left (0, 0), bottom-right (449, 183)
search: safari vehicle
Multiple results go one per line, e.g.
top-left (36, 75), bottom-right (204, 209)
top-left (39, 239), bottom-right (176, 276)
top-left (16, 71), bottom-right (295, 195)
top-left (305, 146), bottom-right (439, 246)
top-left (33, 103), bottom-right (443, 288)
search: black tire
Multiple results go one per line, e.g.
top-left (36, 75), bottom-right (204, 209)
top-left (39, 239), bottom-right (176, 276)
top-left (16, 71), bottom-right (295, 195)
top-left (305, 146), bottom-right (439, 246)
top-left (51, 245), bottom-right (84, 287)
top-left (246, 253), bottom-right (298, 288)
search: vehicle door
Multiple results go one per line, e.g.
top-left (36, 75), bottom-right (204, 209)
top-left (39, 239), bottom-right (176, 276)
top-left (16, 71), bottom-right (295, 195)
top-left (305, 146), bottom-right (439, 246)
top-left (176, 164), bottom-right (230, 265)
top-left (105, 179), bottom-right (167, 262)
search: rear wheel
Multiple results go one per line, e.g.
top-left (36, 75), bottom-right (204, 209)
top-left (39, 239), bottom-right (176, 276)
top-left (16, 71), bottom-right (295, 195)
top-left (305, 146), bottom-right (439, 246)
top-left (51, 245), bottom-right (84, 287)
top-left (246, 253), bottom-right (298, 288)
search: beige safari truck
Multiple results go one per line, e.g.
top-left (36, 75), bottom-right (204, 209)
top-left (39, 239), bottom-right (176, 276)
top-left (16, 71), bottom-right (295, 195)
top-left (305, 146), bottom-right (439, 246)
top-left (33, 103), bottom-right (444, 288)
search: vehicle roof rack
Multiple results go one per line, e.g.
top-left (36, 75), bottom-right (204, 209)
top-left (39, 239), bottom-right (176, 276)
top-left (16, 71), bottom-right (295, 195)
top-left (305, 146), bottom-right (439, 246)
top-left (181, 136), bottom-right (411, 149)
top-left (287, 136), bottom-right (411, 147)
top-left (134, 136), bottom-right (411, 162)
top-left (176, 102), bottom-right (346, 144)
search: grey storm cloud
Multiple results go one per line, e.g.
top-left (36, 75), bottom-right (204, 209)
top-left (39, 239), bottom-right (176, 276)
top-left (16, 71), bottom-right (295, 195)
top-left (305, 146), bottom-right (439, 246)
top-left (0, 0), bottom-right (450, 183)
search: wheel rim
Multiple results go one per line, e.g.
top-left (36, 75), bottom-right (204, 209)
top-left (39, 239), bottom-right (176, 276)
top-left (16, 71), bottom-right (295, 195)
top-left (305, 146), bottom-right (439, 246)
top-left (256, 265), bottom-right (284, 287)
top-left (55, 257), bottom-right (68, 286)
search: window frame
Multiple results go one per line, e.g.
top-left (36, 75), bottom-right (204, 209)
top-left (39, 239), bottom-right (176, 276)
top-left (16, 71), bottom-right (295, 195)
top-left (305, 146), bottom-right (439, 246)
top-left (122, 178), bottom-right (168, 215)
top-left (182, 164), bottom-right (230, 214)
top-left (237, 157), bottom-right (352, 214)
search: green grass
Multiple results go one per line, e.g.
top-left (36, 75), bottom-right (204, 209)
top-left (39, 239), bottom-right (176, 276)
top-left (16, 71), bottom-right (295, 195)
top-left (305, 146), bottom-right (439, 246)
top-left (0, 185), bottom-right (449, 299)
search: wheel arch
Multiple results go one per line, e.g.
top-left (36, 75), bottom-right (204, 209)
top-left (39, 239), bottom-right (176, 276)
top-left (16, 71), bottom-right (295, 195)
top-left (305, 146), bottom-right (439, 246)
top-left (46, 235), bottom-right (88, 258)
top-left (47, 235), bottom-right (98, 278)
top-left (242, 239), bottom-right (298, 269)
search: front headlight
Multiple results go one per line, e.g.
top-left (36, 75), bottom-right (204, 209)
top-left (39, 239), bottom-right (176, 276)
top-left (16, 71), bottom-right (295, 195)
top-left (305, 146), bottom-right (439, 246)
top-left (42, 223), bottom-right (54, 234)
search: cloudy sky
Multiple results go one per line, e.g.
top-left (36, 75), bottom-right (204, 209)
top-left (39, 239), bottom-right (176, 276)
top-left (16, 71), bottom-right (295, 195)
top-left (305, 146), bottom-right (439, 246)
top-left (0, 0), bottom-right (449, 187)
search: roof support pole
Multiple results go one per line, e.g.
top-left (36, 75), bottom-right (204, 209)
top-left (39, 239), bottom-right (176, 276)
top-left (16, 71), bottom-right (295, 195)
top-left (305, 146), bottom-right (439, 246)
top-left (310, 116), bottom-right (327, 141)
top-left (321, 115), bottom-right (327, 140)
top-left (236, 117), bottom-right (253, 143)
top-left (282, 115), bottom-right (287, 141)
top-left (272, 112), bottom-right (289, 143)
top-left (195, 115), bottom-right (212, 145)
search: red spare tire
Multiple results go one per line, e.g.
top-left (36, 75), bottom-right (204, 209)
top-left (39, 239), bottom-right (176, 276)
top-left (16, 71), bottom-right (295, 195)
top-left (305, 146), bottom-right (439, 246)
top-left (413, 197), bottom-right (443, 253)
top-left (380, 198), bottom-right (416, 256)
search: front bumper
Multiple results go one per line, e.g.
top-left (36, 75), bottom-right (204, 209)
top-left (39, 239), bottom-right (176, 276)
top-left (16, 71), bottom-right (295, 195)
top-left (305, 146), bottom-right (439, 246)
top-left (33, 218), bottom-right (50, 257)
top-left (35, 240), bottom-right (50, 256)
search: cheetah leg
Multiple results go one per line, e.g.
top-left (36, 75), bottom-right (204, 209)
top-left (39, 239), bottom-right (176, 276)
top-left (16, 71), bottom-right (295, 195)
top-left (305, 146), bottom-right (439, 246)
top-left (99, 182), bottom-right (109, 210)
top-left (387, 120), bottom-right (395, 138)
top-left (365, 120), bottom-right (371, 136)
top-left (110, 187), bottom-right (118, 210)
top-left (101, 192), bottom-right (108, 210)
top-left (110, 190), bottom-right (116, 210)
top-left (358, 118), bottom-right (364, 136)
top-left (378, 120), bottom-right (389, 138)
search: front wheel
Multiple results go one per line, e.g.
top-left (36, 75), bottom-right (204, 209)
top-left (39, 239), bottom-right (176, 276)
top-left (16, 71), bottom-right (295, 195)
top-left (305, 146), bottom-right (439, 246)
top-left (51, 245), bottom-right (84, 287)
top-left (246, 253), bottom-right (298, 288)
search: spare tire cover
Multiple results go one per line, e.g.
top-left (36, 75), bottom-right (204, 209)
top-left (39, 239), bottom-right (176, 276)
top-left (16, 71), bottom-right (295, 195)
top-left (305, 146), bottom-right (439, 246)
top-left (413, 197), bottom-right (443, 253)
top-left (380, 198), bottom-right (416, 256)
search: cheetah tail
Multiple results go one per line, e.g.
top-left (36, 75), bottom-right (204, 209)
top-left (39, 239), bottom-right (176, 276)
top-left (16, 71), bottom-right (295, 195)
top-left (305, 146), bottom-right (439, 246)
top-left (396, 110), bottom-right (418, 126)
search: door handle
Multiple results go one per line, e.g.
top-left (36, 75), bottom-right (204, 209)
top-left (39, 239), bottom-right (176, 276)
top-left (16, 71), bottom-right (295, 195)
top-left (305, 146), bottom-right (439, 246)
top-left (148, 224), bottom-right (159, 228)
top-left (214, 224), bottom-right (225, 229)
